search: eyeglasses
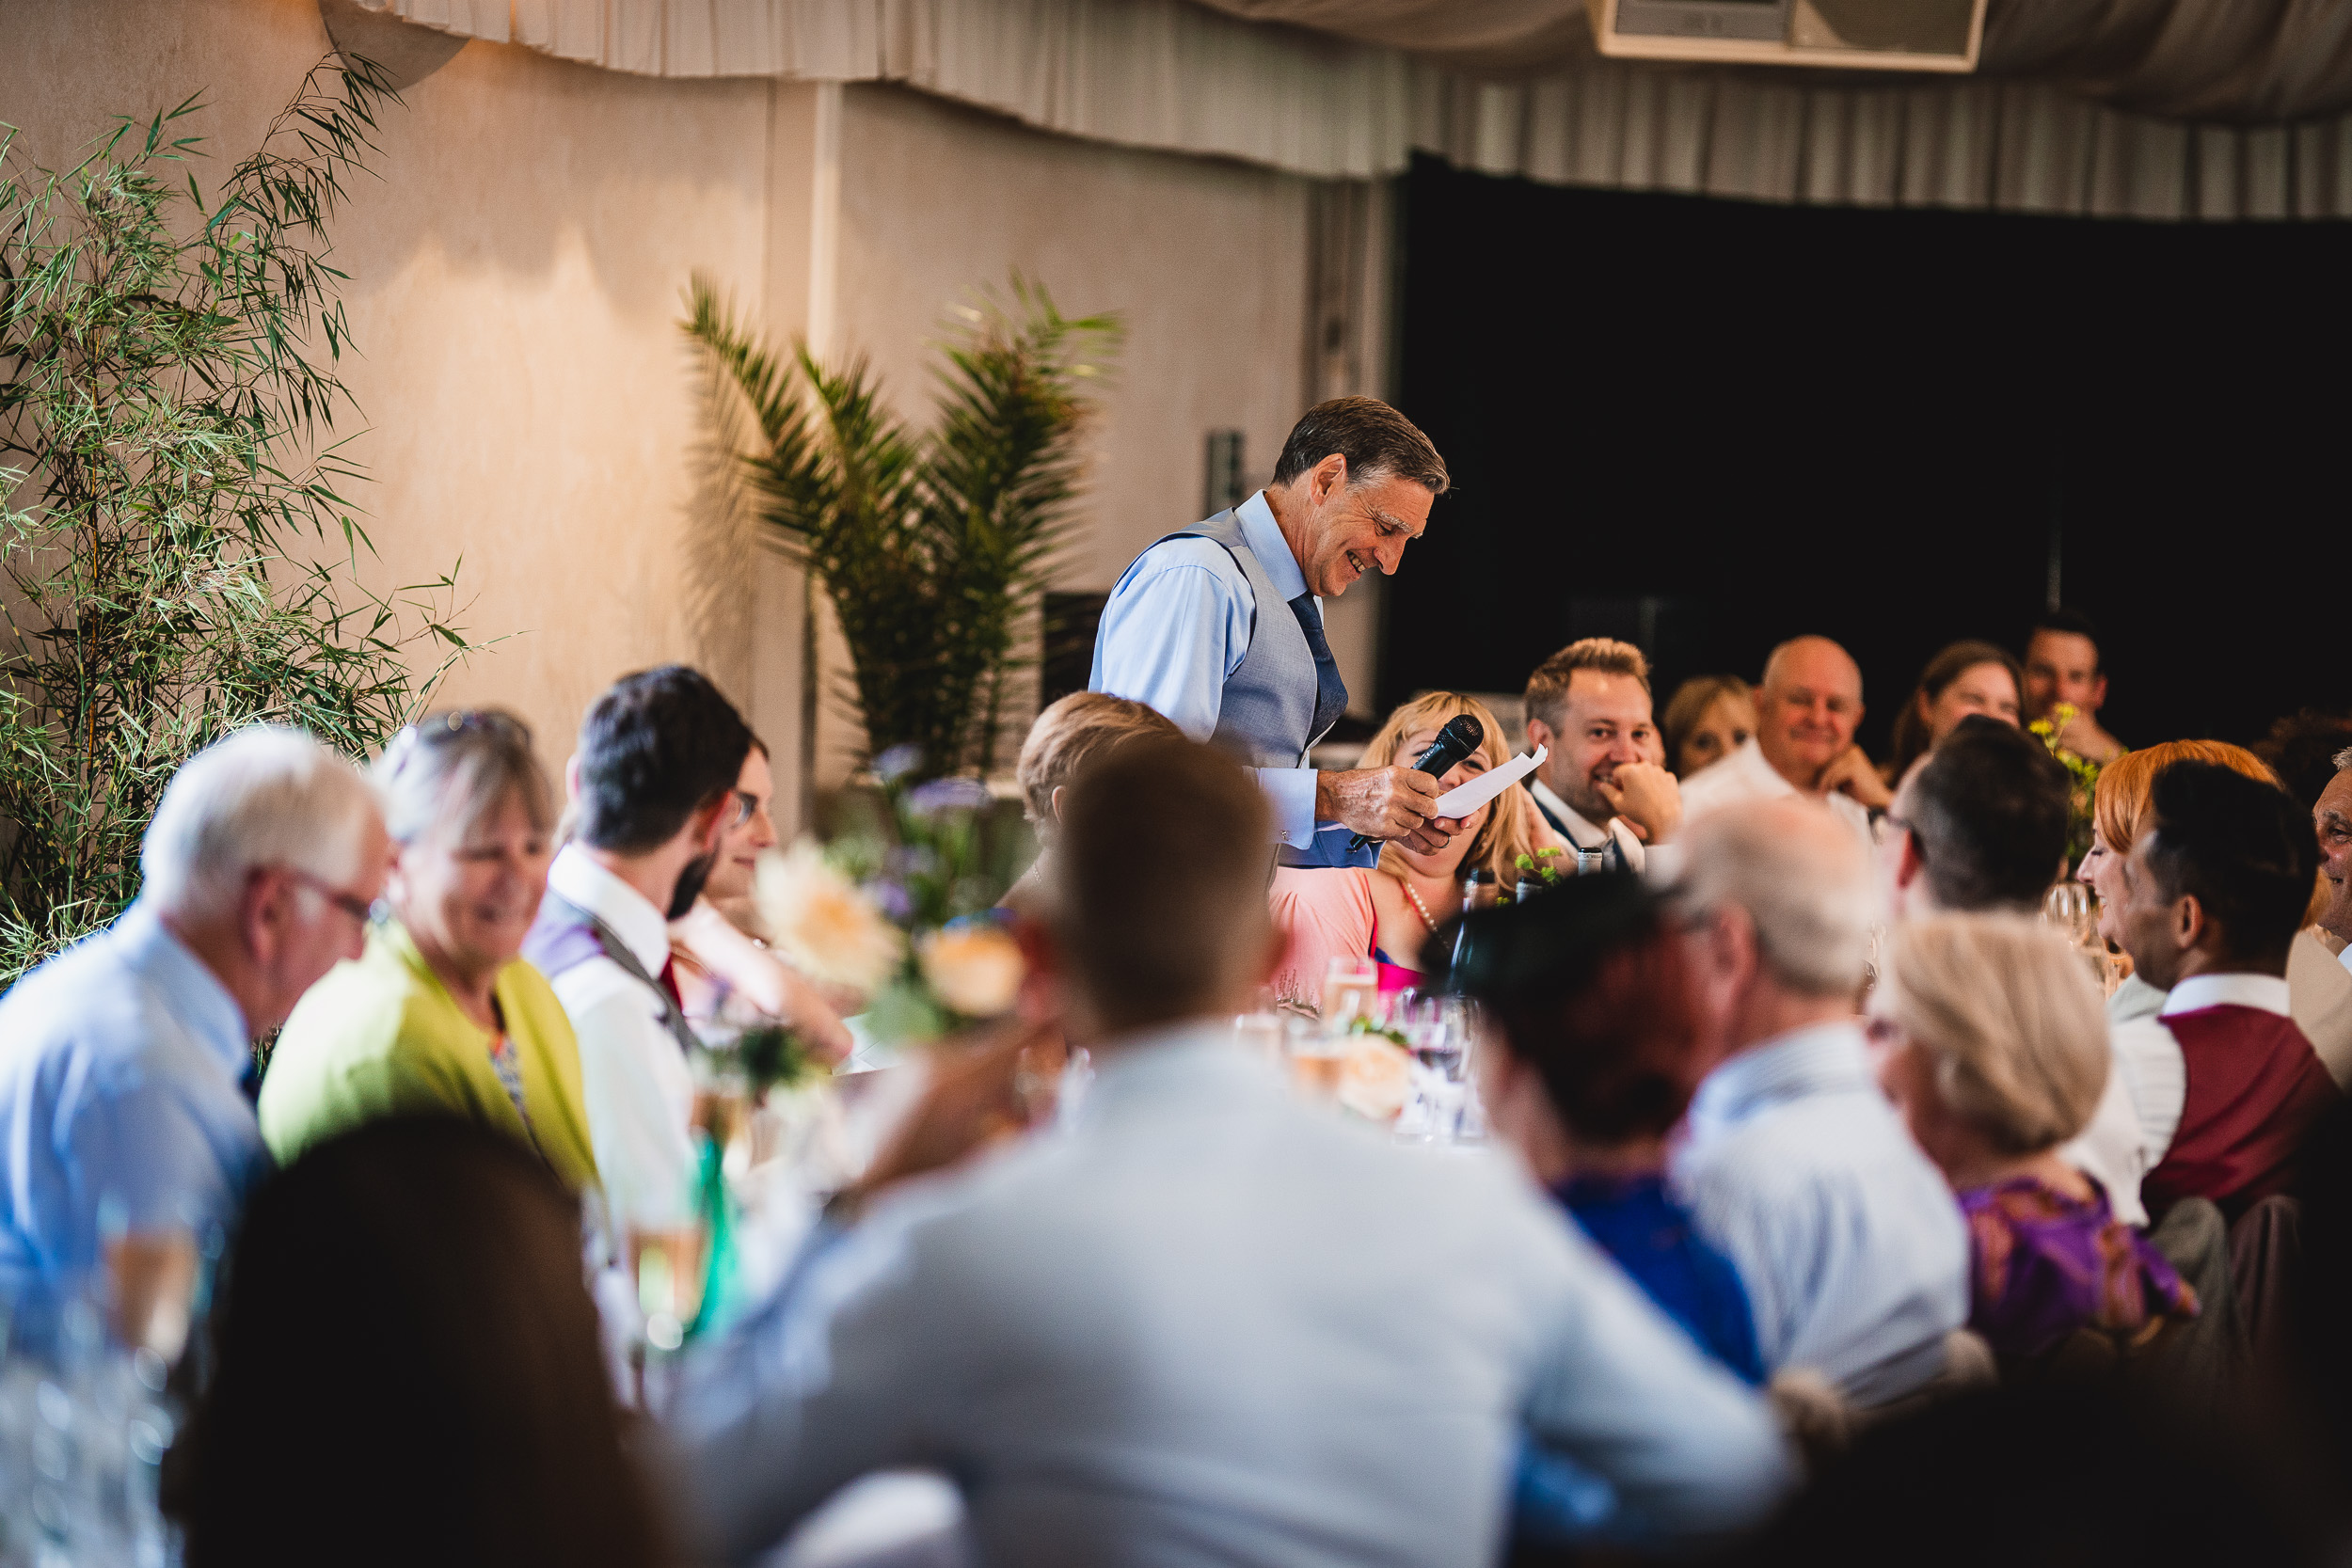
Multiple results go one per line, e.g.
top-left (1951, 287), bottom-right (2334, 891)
top-left (285, 868), bottom-right (377, 926)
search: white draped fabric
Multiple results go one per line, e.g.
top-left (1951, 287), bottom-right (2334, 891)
top-left (358, 0), bottom-right (2352, 214)
top-left (373, 0), bottom-right (1412, 176)
top-left (1412, 57), bottom-right (2352, 219)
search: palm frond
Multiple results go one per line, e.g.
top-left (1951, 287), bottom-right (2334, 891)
top-left (682, 270), bottom-right (1123, 780)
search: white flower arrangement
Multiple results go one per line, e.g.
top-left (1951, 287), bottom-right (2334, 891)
top-left (755, 839), bottom-right (905, 994)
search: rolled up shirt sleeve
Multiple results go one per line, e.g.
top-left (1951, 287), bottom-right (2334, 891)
top-left (1091, 539), bottom-right (1315, 845)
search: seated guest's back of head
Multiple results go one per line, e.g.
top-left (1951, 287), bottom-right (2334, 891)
top-left (1004, 693), bottom-right (1183, 923)
top-left (1048, 734), bottom-right (1277, 1031)
top-left (1016, 693), bottom-right (1183, 848)
top-left (1441, 875), bottom-right (1766, 1386)
top-left (1889, 714), bottom-right (2073, 916)
top-left (1667, 799), bottom-right (1970, 1404)
top-left (572, 663), bottom-right (753, 852)
top-left (675, 738), bottom-right (1796, 1564)
top-left (1869, 915), bottom-right (2194, 1361)
top-left (176, 1117), bottom-right (671, 1568)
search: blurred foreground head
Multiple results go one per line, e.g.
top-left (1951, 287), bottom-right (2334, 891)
top-left (1433, 873), bottom-right (1708, 1148)
top-left (1673, 797), bottom-right (1874, 1038)
top-left (1045, 736), bottom-right (1274, 1035)
top-left (177, 1118), bottom-right (671, 1568)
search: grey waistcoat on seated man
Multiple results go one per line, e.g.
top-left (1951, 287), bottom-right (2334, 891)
top-left (1161, 507), bottom-right (1331, 770)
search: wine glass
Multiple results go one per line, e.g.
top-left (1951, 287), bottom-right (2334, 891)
top-left (2042, 881), bottom-right (2116, 994)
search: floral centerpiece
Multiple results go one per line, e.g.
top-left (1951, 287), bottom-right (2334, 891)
top-left (2030, 703), bottom-right (2110, 865)
top-left (756, 745), bottom-right (1025, 1055)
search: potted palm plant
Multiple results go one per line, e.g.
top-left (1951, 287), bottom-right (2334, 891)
top-left (683, 275), bottom-right (1120, 784)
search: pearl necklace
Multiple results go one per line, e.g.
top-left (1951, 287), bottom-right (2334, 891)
top-left (1401, 879), bottom-right (1440, 931)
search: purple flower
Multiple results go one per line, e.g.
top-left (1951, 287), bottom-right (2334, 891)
top-left (872, 744), bottom-right (924, 784)
top-left (884, 844), bottom-right (941, 880)
top-left (865, 878), bottom-right (914, 923)
top-left (906, 776), bottom-right (991, 818)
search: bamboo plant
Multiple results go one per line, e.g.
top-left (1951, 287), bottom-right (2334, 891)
top-left (0, 56), bottom-right (478, 981)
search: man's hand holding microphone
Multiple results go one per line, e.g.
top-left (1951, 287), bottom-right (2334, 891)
top-left (1316, 713), bottom-right (1483, 856)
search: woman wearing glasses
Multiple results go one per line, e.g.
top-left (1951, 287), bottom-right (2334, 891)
top-left (260, 711), bottom-right (599, 1190)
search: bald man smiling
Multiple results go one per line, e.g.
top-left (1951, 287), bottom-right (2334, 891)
top-left (1677, 636), bottom-right (1884, 847)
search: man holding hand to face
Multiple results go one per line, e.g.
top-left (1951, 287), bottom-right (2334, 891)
top-left (1678, 635), bottom-right (1884, 847)
top-left (1521, 639), bottom-right (1684, 879)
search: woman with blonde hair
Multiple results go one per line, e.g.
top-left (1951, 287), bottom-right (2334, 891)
top-left (1267, 691), bottom-right (1550, 1004)
top-left (262, 711), bottom-right (599, 1189)
top-left (1868, 913), bottom-right (2195, 1363)
top-left (1660, 674), bottom-right (1756, 781)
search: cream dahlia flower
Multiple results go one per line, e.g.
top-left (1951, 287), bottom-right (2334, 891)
top-left (755, 840), bottom-right (904, 992)
top-left (916, 924), bottom-right (1025, 1019)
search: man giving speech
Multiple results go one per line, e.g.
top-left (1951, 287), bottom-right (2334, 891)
top-left (1089, 398), bottom-right (1457, 868)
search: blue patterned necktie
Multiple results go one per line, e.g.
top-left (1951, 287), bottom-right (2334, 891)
top-left (1287, 592), bottom-right (1347, 745)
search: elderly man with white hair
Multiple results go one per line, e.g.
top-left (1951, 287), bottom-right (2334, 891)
top-left (1669, 797), bottom-right (1968, 1406)
top-left (0, 726), bottom-right (389, 1338)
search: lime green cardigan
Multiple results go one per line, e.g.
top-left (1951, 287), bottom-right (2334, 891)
top-left (261, 922), bottom-right (600, 1192)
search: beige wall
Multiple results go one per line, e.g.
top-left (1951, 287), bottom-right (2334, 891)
top-left (813, 84), bottom-right (1324, 781)
top-left (3, 1), bottom-right (1349, 823)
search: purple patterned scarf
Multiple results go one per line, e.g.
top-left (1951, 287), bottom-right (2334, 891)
top-left (1961, 1175), bottom-right (2198, 1360)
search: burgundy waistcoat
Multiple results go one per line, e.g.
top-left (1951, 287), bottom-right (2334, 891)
top-left (2142, 1004), bottom-right (2341, 1216)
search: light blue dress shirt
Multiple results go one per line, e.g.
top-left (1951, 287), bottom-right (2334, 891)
top-left (670, 1023), bottom-right (1795, 1565)
top-left (1670, 1021), bottom-right (1968, 1406)
top-left (0, 901), bottom-right (265, 1338)
top-left (1089, 490), bottom-right (1324, 850)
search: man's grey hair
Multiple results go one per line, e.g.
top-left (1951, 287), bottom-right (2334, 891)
top-left (2336, 745), bottom-right (2352, 773)
top-left (1673, 798), bottom-right (1874, 997)
top-left (140, 726), bottom-right (382, 923)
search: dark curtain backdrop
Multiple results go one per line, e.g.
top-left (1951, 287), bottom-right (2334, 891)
top-left (1387, 155), bottom-right (2352, 757)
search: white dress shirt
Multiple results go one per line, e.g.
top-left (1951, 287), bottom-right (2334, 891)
top-left (2289, 928), bottom-right (2352, 1088)
top-left (2060, 1058), bottom-right (2153, 1229)
top-left (1671, 1021), bottom-right (1968, 1405)
top-left (1089, 490), bottom-right (1321, 851)
top-left (543, 846), bottom-right (696, 1228)
top-left (1527, 778), bottom-right (1682, 882)
top-left (2106, 971), bottom-right (2294, 1178)
top-left (1674, 736), bottom-right (1872, 848)
top-left (672, 1023), bottom-right (1795, 1564)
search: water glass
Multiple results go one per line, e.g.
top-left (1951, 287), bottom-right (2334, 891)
top-left (1284, 1016), bottom-right (1346, 1103)
top-left (1232, 1010), bottom-right (1285, 1063)
top-left (630, 1226), bottom-right (709, 1354)
top-left (1321, 957), bottom-right (1376, 1034)
top-left (2042, 882), bottom-right (2117, 994)
top-left (1396, 998), bottom-right (1472, 1142)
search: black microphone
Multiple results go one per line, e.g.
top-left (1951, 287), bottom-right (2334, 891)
top-left (1347, 713), bottom-right (1485, 852)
